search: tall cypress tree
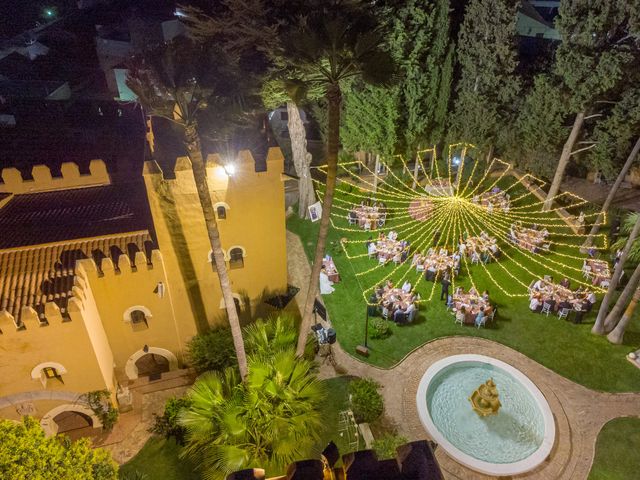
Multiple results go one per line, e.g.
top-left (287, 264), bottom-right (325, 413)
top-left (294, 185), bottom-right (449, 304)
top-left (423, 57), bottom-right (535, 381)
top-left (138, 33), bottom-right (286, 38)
top-left (387, 0), bottom-right (454, 154)
top-left (448, 0), bottom-right (520, 152)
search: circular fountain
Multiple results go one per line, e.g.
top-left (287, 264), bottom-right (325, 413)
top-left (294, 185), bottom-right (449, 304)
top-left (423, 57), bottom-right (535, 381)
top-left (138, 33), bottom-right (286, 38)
top-left (416, 354), bottom-right (555, 476)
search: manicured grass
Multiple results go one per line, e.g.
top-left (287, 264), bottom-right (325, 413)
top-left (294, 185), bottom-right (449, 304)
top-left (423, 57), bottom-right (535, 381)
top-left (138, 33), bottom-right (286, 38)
top-left (589, 417), bottom-right (640, 480)
top-left (316, 376), bottom-right (363, 459)
top-left (288, 174), bottom-right (640, 393)
top-left (119, 437), bottom-right (199, 480)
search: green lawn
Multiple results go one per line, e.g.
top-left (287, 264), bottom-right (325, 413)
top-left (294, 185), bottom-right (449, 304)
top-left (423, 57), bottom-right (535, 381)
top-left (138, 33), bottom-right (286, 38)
top-left (288, 172), bottom-right (640, 393)
top-left (119, 437), bottom-right (199, 480)
top-left (589, 417), bottom-right (640, 480)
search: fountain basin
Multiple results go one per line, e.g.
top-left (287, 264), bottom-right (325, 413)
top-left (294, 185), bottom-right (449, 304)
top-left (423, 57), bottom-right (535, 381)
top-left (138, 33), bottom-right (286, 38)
top-left (416, 354), bottom-right (555, 476)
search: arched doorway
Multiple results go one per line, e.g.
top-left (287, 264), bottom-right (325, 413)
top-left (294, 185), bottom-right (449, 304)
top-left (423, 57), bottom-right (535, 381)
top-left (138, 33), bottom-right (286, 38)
top-left (124, 347), bottom-right (178, 380)
top-left (40, 404), bottom-right (102, 437)
top-left (53, 410), bottom-right (93, 433)
top-left (135, 352), bottom-right (170, 377)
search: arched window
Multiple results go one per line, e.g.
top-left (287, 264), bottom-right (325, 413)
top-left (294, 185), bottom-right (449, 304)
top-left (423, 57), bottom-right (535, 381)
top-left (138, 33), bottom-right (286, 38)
top-left (229, 247), bottom-right (244, 269)
top-left (216, 205), bottom-right (227, 219)
top-left (31, 362), bottom-right (67, 388)
top-left (124, 306), bottom-right (152, 330)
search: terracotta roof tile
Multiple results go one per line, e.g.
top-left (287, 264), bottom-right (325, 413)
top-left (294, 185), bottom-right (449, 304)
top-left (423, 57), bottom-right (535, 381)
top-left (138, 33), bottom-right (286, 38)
top-left (0, 232), bottom-right (152, 325)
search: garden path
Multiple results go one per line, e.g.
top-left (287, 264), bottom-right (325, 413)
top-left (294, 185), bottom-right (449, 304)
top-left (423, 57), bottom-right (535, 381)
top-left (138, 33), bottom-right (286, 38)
top-left (286, 230), bottom-right (640, 480)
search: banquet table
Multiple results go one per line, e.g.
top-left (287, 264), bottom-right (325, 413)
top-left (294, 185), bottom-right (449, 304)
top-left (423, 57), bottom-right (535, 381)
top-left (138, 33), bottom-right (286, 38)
top-left (323, 257), bottom-right (340, 283)
top-left (513, 227), bottom-right (546, 253)
top-left (422, 253), bottom-right (454, 274)
top-left (381, 288), bottom-right (414, 311)
top-left (532, 279), bottom-right (591, 310)
top-left (586, 259), bottom-right (611, 287)
top-left (375, 238), bottom-right (404, 261)
top-left (452, 290), bottom-right (491, 324)
top-left (354, 205), bottom-right (381, 229)
top-left (466, 234), bottom-right (497, 255)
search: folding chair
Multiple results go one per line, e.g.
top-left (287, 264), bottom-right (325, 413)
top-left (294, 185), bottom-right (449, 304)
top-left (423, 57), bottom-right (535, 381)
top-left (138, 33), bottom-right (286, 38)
top-left (558, 308), bottom-right (571, 320)
top-left (541, 302), bottom-right (552, 316)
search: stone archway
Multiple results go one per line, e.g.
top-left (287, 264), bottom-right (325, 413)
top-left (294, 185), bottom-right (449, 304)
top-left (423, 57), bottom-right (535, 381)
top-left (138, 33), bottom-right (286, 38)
top-left (124, 347), bottom-right (178, 380)
top-left (40, 404), bottom-right (102, 437)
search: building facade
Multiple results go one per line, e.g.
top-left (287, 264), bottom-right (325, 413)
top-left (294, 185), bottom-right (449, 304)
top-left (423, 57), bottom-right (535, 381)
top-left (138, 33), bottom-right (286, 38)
top-left (0, 145), bottom-right (288, 436)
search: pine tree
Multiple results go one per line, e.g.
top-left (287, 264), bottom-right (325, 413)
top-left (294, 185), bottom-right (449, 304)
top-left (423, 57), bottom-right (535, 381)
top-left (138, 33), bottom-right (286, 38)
top-left (543, 0), bottom-right (638, 209)
top-left (448, 0), bottom-right (520, 152)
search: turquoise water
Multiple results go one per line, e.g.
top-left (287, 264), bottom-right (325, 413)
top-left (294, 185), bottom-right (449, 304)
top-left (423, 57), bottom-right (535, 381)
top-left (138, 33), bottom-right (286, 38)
top-left (425, 361), bottom-right (545, 464)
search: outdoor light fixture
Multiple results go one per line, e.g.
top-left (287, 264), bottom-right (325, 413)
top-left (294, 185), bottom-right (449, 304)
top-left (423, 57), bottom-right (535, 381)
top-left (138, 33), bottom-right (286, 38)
top-left (224, 163), bottom-right (236, 176)
top-left (452, 156), bottom-right (461, 166)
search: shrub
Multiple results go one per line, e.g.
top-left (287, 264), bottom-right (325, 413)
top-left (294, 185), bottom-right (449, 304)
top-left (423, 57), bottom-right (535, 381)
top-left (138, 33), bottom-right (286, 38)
top-left (83, 390), bottom-right (119, 432)
top-left (187, 327), bottom-right (236, 373)
top-left (150, 397), bottom-right (192, 444)
top-left (372, 434), bottom-right (408, 459)
top-left (369, 318), bottom-right (391, 339)
top-left (349, 378), bottom-right (384, 423)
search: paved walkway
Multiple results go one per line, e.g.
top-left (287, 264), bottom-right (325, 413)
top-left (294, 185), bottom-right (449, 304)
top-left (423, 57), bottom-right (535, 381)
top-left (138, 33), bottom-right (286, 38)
top-left (286, 230), bottom-right (640, 480)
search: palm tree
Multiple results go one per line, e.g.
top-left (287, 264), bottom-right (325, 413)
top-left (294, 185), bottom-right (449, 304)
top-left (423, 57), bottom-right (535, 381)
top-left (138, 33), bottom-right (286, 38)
top-left (592, 212), bottom-right (640, 335)
top-left (182, 1), bottom-right (319, 218)
top-left (607, 284), bottom-right (640, 344)
top-left (583, 136), bottom-right (640, 248)
top-left (127, 39), bottom-right (248, 379)
top-left (281, 6), bottom-right (396, 356)
top-left (603, 261), bottom-right (640, 334)
top-left (178, 351), bottom-right (325, 479)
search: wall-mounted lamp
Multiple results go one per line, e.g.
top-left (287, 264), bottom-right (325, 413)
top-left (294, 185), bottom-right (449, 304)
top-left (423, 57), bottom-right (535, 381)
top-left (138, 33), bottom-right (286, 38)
top-left (224, 163), bottom-right (236, 176)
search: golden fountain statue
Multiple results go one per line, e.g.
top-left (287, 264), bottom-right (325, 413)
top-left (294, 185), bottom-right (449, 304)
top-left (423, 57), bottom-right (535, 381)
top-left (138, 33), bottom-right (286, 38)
top-left (469, 378), bottom-right (501, 417)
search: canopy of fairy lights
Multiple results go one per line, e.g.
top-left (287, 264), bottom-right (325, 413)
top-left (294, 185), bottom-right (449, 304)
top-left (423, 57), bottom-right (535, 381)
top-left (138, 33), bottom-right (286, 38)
top-left (314, 143), bottom-right (608, 303)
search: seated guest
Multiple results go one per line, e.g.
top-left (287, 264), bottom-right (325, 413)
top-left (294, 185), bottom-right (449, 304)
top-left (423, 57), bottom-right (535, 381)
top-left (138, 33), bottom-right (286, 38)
top-left (558, 299), bottom-right (572, 311)
top-left (439, 247), bottom-right (448, 256)
top-left (425, 266), bottom-right (437, 282)
top-left (475, 307), bottom-right (485, 327)
top-left (470, 251), bottom-right (480, 263)
top-left (587, 291), bottom-right (597, 305)
top-left (368, 241), bottom-right (377, 257)
top-left (560, 277), bottom-right (570, 288)
top-left (459, 242), bottom-right (467, 255)
top-left (388, 230), bottom-right (398, 241)
top-left (375, 285), bottom-right (384, 299)
top-left (400, 249), bottom-right (409, 262)
top-left (469, 286), bottom-right (478, 296)
top-left (529, 296), bottom-right (542, 312)
top-left (446, 294), bottom-right (454, 308)
top-left (482, 290), bottom-right (489, 301)
top-left (481, 251), bottom-right (490, 264)
top-left (393, 305), bottom-right (407, 323)
top-left (378, 231), bottom-right (385, 241)
top-left (427, 247), bottom-right (435, 256)
top-left (385, 280), bottom-right (394, 290)
top-left (533, 278), bottom-right (544, 290)
top-left (402, 281), bottom-right (412, 293)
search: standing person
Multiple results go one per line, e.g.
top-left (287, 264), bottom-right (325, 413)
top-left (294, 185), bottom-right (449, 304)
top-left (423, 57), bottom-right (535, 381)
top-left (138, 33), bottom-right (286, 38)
top-left (433, 229), bottom-right (441, 245)
top-left (610, 215), bottom-right (621, 243)
top-left (440, 271), bottom-right (451, 301)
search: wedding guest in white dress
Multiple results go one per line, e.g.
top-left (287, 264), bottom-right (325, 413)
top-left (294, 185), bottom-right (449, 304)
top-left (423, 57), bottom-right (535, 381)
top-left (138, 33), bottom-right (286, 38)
top-left (319, 266), bottom-right (335, 294)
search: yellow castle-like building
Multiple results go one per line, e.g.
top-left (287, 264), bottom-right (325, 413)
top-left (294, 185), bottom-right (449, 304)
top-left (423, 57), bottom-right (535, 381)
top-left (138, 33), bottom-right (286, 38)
top-left (0, 138), bottom-right (288, 435)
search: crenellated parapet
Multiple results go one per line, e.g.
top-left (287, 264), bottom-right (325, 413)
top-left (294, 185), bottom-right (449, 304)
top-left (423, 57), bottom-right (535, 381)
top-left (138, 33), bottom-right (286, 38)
top-left (0, 160), bottom-right (110, 194)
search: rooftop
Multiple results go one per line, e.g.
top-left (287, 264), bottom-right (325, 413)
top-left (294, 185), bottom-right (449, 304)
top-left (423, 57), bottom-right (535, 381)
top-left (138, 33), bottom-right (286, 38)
top-left (0, 183), bottom-right (154, 249)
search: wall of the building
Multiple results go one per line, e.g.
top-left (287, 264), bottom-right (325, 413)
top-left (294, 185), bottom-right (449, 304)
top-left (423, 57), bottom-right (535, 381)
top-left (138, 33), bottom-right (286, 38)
top-left (143, 147), bottom-right (288, 328)
top-left (0, 298), bottom-right (112, 424)
top-left (78, 250), bottom-right (194, 383)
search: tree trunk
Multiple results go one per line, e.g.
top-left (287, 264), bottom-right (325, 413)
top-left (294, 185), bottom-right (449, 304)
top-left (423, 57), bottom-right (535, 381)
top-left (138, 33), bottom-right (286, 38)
top-left (607, 285), bottom-right (640, 344)
top-left (430, 151), bottom-right (435, 177)
top-left (583, 136), bottom-right (640, 248)
top-left (603, 261), bottom-right (640, 332)
top-left (592, 213), bottom-right (640, 334)
top-left (296, 84), bottom-right (342, 356)
top-left (543, 111), bottom-right (585, 211)
top-left (287, 101), bottom-right (315, 218)
top-left (184, 124), bottom-right (248, 380)
top-left (485, 145), bottom-right (494, 173)
top-left (412, 152), bottom-right (420, 190)
top-left (373, 154), bottom-right (380, 193)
